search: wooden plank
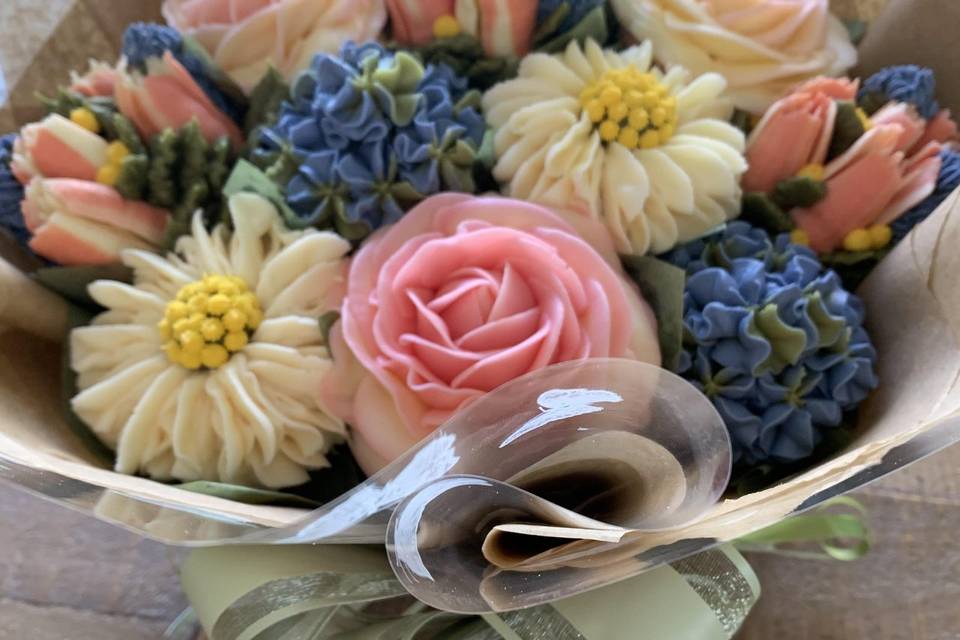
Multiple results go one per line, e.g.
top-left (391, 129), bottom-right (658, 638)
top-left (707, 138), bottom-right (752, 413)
top-left (0, 599), bottom-right (169, 640)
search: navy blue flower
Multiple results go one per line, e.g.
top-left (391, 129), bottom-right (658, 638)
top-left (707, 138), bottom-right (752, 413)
top-left (0, 134), bottom-right (27, 245)
top-left (859, 65), bottom-right (939, 119)
top-left (122, 23), bottom-right (245, 124)
top-left (891, 148), bottom-right (960, 242)
top-left (252, 41), bottom-right (486, 239)
top-left (665, 222), bottom-right (879, 466)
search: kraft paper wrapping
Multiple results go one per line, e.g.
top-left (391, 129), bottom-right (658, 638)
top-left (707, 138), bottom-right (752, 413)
top-left (0, 0), bottom-right (958, 563)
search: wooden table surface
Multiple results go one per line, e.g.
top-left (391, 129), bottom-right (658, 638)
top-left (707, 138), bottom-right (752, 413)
top-left (1, 444), bottom-right (959, 639)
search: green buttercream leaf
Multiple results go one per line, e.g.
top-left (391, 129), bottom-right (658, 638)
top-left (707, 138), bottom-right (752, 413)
top-left (376, 51), bottom-right (425, 95)
top-left (115, 153), bottom-right (149, 201)
top-left (61, 304), bottom-right (115, 466)
top-left (40, 89), bottom-right (119, 139)
top-left (731, 109), bottom-right (754, 136)
top-left (828, 101), bottom-right (866, 161)
top-left (858, 91), bottom-right (888, 116)
top-left (244, 66), bottom-right (289, 134)
top-left (171, 181), bottom-right (210, 234)
top-left (620, 254), bottom-right (686, 372)
top-left (537, 6), bottom-right (609, 54)
top-left (844, 19), bottom-right (868, 46)
top-left (223, 159), bottom-right (298, 225)
top-left (180, 34), bottom-right (249, 111)
top-left (207, 136), bottom-right (232, 192)
top-left (408, 35), bottom-right (517, 91)
top-left (35, 264), bottom-right (133, 309)
top-left (741, 192), bottom-right (795, 233)
top-left (147, 128), bottom-right (179, 209)
top-left (804, 291), bottom-right (846, 349)
top-left (174, 481), bottom-right (322, 508)
top-left (113, 113), bottom-right (146, 155)
top-left (318, 310), bottom-right (340, 348)
top-left (390, 180), bottom-right (422, 202)
top-left (532, 4), bottom-right (571, 44)
top-left (820, 248), bottom-right (888, 291)
top-left (772, 176), bottom-right (828, 210)
top-left (752, 304), bottom-right (808, 375)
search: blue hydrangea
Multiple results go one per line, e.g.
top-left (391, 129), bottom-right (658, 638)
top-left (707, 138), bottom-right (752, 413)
top-left (664, 222), bottom-right (879, 466)
top-left (253, 42), bottom-right (486, 239)
top-left (537, 0), bottom-right (606, 33)
top-left (0, 134), bottom-right (28, 245)
top-left (122, 23), bottom-right (245, 124)
top-left (891, 149), bottom-right (960, 242)
top-left (859, 65), bottom-right (939, 119)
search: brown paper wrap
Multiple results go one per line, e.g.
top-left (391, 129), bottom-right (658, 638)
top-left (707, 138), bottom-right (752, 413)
top-left (0, 0), bottom-right (959, 555)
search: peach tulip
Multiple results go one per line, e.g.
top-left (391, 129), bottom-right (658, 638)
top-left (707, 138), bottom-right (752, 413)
top-left (22, 178), bottom-right (169, 265)
top-left (11, 114), bottom-right (109, 184)
top-left (388, 0), bottom-right (537, 57)
top-left (70, 61), bottom-right (120, 98)
top-left (115, 51), bottom-right (243, 148)
top-left (388, 0), bottom-right (454, 45)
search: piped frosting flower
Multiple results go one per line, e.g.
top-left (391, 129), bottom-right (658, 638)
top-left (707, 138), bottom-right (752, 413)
top-left (858, 65), bottom-right (939, 119)
top-left (665, 222), bottom-right (878, 466)
top-left (483, 38), bottom-right (746, 256)
top-left (611, 0), bottom-right (858, 114)
top-left (252, 42), bottom-right (486, 239)
top-left (70, 193), bottom-right (351, 488)
top-left (891, 148), bottom-right (960, 242)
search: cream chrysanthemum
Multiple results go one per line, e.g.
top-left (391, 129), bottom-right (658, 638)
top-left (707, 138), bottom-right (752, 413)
top-left (70, 193), bottom-right (352, 489)
top-left (483, 38), bottom-right (747, 255)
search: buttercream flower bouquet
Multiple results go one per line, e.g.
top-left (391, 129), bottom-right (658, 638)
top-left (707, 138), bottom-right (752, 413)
top-left (2, 0), bottom-right (960, 637)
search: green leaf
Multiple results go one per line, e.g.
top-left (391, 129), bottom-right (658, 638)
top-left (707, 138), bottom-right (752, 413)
top-left (730, 108), bottom-right (754, 137)
top-left (620, 254), bottom-right (686, 372)
top-left (828, 101), bottom-right (866, 161)
top-left (244, 66), bottom-right (289, 134)
top-left (752, 304), bottom-right (808, 375)
top-left (318, 310), bottom-right (340, 347)
top-left (772, 176), bottom-right (828, 210)
top-left (804, 291), bottom-right (846, 349)
top-left (537, 6), bottom-right (609, 54)
top-left (116, 153), bottom-right (149, 201)
top-left (223, 159), bottom-right (298, 222)
top-left (844, 19), bottom-right (868, 46)
top-left (61, 305), bottom-right (115, 466)
top-left (740, 192), bottom-right (795, 234)
top-left (35, 264), bottom-right (133, 309)
top-left (820, 248), bottom-right (888, 291)
top-left (174, 481), bottom-right (323, 508)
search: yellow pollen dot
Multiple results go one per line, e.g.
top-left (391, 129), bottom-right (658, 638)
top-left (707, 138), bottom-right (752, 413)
top-left (796, 163), bottom-right (826, 181)
top-left (625, 90), bottom-right (644, 109)
top-left (600, 85), bottom-right (622, 107)
top-left (162, 274), bottom-right (262, 370)
top-left (69, 107), bottom-right (100, 133)
top-left (842, 229), bottom-right (873, 252)
top-left (650, 106), bottom-right (667, 128)
top-left (642, 91), bottom-right (660, 110)
top-left (868, 224), bottom-right (892, 249)
top-left (789, 229), bottom-right (810, 246)
top-left (598, 120), bottom-right (620, 142)
top-left (618, 127), bottom-right (640, 149)
top-left (432, 14), bottom-right (461, 39)
top-left (658, 125), bottom-right (675, 144)
top-left (223, 309), bottom-right (248, 333)
top-left (608, 102), bottom-right (629, 123)
top-left (106, 141), bottom-right (131, 164)
top-left (207, 294), bottom-right (231, 316)
top-left (224, 331), bottom-right (249, 352)
top-left (640, 129), bottom-right (660, 149)
top-left (585, 99), bottom-right (606, 123)
top-left (855, 107), bottom-right (873, 131)
top-left (628, 108), bottom-right (649, 130)
top-left (96, 163), bottom-right (121, 186)
top-left (201, 318), bottom-right (225, 342)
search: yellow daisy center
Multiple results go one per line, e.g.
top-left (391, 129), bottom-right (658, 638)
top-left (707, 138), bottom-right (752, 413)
top-left (158, 274), bottom-right (264, 371)
top-left (579, 67), bottom-right (679, 150)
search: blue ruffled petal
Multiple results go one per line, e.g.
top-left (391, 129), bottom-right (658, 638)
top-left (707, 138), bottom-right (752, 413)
top-left (859, 65), bottom-right (939, 119)
top-left (0, 134), bottom-right (27, 245)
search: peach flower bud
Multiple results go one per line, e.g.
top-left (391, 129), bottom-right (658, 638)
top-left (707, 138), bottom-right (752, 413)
top-left (115, 51), bottom-right (243, 148)
top-left (10, 114), bottom-right (109, 185)
top-left (163, 0), bottom-right (388, 91)
top-left (912, 109), bottom-right (959, 155)
top-left (22, 178), bottom-right (169, 265)
top-left (791, 126), bottom-right (942, 252)
top-left (454, 0), bottom-right (538, 57)
top-left (70, 61), bottom-right (121, 98)
top-left (743, 77), bottom-right (858, 193)
top-left (388, 0), bottom-right (455, 45)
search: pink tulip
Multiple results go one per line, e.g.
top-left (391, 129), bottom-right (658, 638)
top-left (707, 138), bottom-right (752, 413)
top-left (871, 102), bottom-right (928, 153)
top-left (912, 109), bottom-right (959, 155)
top-left (11, 114), bottom-right (109, 184)
top-left (115, 51), bottom-right (243, 148)
top-left (388, 0), bottom-right (454, 45)
top-left (743, 77), bottom-right (858, 193)
top-left (455, 0), bottom-right (538, 57)
top-left (791, 125), bottom-right (942, 252)
top-left (22, 178), bottom-right (169, 265)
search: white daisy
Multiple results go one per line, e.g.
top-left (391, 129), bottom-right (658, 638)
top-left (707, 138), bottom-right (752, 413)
top-left (70, 193), bottom-right (351, 489)
top-left (483, 38), bottom-right (748, 255)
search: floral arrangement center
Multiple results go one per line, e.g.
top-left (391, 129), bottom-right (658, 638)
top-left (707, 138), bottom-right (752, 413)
top-left (580, 66), bottom-right (679, 149)
top-left (160, 274), bottom-right (264, 370)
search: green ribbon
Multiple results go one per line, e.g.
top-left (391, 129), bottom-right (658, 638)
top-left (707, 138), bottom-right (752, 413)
top-left (735, 497), bottom-right (871, 561)
top-left (176, 500), bottom-right (869, 640)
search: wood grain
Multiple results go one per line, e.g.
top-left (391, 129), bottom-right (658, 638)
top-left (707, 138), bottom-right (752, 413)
top-left (1, 444), bottom-right (959, 639)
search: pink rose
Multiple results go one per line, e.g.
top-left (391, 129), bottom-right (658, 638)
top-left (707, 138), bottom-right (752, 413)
top-left (163, 0), bottom-right (388, 91)
top-left (326, 194), bottom-right (661, 473)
